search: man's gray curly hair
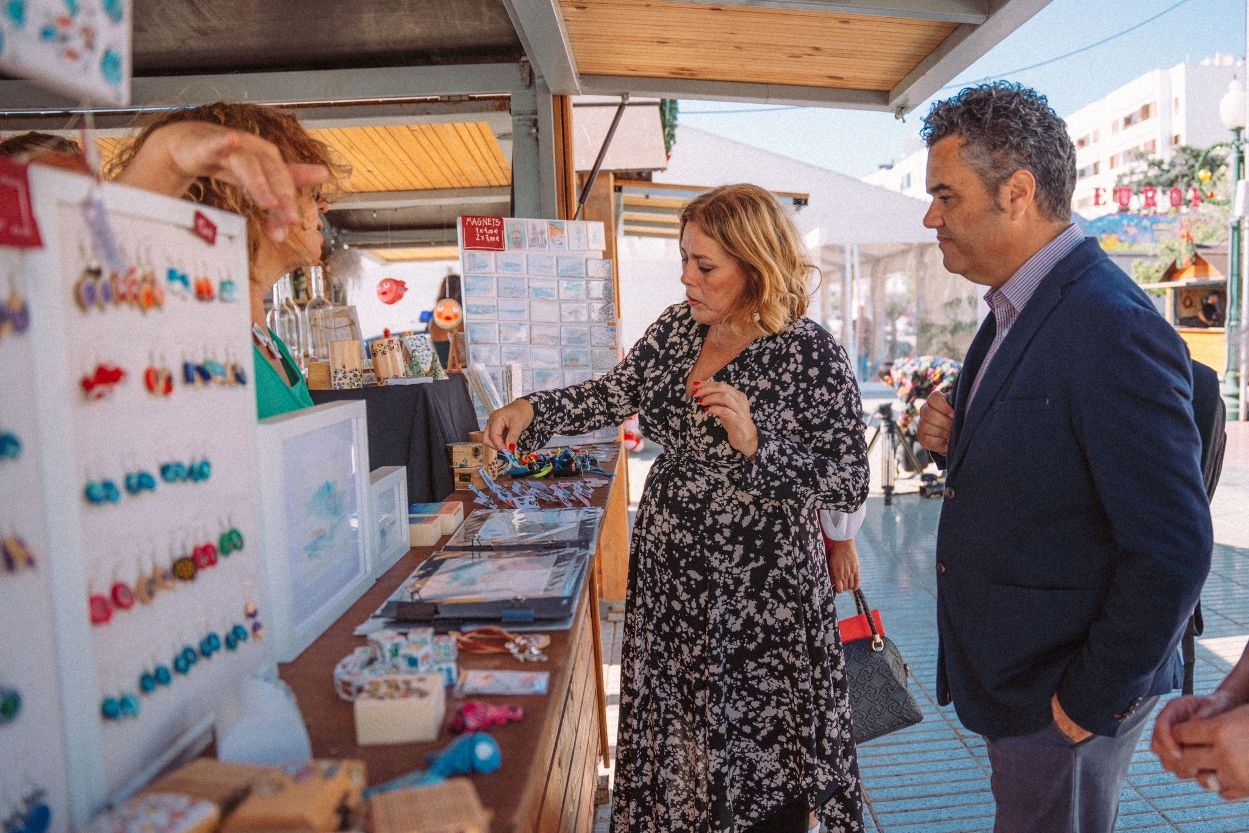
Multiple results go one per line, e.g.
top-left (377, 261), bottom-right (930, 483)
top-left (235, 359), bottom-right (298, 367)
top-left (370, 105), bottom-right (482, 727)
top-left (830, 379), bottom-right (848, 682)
top-left (921, 81), bottom-right (1076, 222)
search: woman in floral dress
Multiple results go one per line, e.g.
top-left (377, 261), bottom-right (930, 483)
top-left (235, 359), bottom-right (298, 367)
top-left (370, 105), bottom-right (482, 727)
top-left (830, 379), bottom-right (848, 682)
top-left (485, 184), bottom-right (869, 833)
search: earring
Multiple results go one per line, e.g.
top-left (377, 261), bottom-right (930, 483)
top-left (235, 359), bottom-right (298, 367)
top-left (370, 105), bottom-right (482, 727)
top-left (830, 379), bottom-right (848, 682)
top-left (74, 261), bottom-right (103, 312)
top-left (81, 363), bottom-right (126, 399)
top-left (188, 456), bottom-right (212, 483)
top-left (144, 361), bottom-right (173, 396)
top-left (109, 576), bottom-right (135, 612)
top-left (84, 476), bottom-right (121, 505)
top-left (0, 687), bottom-right (20, 723)
top-left (123, 469), bottom-right (156, 496)
top-left (1, 535), bottom-right (34, 573)
top-left (2, 276), bottom-right (29, 337)
top-left (219, 524), bottom-right (244, 556)
top-left (88, 587), bottom-right (112, 626)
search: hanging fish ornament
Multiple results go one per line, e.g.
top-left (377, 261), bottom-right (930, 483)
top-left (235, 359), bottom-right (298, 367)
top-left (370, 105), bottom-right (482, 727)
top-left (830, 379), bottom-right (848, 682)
top-left (376, 278), bottom-right (408, 305)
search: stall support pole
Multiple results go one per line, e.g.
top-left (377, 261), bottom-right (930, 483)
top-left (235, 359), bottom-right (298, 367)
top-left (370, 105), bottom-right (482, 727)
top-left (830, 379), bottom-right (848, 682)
top-left (511, 78), bottom-right (559, 219)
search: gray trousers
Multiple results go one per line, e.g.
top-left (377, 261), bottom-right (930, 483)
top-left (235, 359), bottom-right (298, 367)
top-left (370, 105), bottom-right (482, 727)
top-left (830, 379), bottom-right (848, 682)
top-left (984, 697), bottom-right (1158, 833)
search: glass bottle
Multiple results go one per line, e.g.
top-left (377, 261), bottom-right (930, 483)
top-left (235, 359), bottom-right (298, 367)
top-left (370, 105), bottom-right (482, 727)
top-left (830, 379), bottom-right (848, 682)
top-left (303, 265), bottom-right (340, 365)
top-left (269, 275), bottom-right (306, 367)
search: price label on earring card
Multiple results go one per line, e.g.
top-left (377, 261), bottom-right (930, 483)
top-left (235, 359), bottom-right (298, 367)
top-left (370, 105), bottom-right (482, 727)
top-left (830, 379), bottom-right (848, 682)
top-left (0, 158), bottom-right (43, 249)
top-left (193, 211), bottom-right (218, 245)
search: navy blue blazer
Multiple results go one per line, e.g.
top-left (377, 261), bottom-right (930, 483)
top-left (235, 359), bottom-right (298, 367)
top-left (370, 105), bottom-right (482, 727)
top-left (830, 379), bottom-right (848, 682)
top-left (934, 237), bottom-right (1213, 740)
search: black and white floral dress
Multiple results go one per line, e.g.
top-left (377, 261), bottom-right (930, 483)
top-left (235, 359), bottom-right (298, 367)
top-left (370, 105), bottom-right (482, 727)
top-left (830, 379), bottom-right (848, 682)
top-left (520, 303), bottom-right (869, 833)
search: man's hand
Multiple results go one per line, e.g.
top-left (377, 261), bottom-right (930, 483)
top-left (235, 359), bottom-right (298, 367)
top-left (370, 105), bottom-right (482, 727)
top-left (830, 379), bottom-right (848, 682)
top-left (918, 390), bottom-right (954, 455)
top-left (1052, 693), bottom-right (1093, 744)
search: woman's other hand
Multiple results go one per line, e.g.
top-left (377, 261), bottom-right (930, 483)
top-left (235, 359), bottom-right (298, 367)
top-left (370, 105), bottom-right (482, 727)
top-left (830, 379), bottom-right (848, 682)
top-left (484, 398), bottom-right (535, 454)
top-left (114, 121), bottom-right (329, 243)
top-left (694, 380), bottom-right (759, 458)
top-left (825, 537), bottom-right (861, 593)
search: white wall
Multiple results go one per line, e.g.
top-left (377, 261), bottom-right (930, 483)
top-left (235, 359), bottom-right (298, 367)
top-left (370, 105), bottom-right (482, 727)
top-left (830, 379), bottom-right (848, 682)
top-left (340, 256), bottom-right (460, 340)
top-left (617, 236), bottom-right (684, 354)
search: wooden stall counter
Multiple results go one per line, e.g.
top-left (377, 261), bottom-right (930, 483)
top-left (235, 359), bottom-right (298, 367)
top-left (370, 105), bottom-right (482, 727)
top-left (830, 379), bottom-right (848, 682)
top-left (278, 458), bottom-right (618, 833)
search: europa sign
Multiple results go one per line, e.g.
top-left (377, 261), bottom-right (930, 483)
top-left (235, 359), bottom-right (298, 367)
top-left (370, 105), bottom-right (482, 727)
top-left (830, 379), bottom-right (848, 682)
top-left (1093, 186), bottom-right (1206, 211)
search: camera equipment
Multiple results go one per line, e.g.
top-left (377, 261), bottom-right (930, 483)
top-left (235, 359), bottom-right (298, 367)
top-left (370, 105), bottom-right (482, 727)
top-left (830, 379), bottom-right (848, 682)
top-left (863, 402), bottom-right (944, 505)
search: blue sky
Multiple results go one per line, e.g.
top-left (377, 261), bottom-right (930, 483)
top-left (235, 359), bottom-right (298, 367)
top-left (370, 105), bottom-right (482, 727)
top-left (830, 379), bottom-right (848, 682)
top-left (677, 0), bottom-right (1246, 178)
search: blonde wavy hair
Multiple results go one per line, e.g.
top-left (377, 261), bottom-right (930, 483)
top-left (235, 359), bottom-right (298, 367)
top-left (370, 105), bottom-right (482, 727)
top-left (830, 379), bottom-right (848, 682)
top-left (106, 102), bottom-right (349, 266)
top-left (679, 183), bottom-right (815, 337)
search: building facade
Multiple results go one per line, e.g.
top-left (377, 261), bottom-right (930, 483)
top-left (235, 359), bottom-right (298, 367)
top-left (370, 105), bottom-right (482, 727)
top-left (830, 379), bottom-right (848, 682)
top-left (863, 56), bottom-right (1244, 218)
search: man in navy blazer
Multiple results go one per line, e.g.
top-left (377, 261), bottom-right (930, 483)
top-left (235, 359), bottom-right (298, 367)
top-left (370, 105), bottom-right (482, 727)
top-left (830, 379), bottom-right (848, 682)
top-left (916, 82), bottom-right (1213, 833)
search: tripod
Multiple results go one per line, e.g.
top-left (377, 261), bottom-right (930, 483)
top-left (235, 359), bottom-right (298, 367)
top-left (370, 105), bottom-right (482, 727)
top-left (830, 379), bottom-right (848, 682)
top-left (864, 401), bottom-right (941, 505)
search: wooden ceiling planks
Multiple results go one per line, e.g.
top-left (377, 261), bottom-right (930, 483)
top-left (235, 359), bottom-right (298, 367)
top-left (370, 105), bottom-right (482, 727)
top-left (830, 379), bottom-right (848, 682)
top-left (557, 0), bottom-right (956, 91)
top-left (308, 122), bottom-right (510, 194)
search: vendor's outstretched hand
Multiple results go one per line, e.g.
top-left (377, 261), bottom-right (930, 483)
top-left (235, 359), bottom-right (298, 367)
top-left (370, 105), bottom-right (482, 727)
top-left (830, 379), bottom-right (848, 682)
top-left (485, 398), bottom-right (535, 455)
top-left (114, 121), bottom-right (329, 243)
top-left (693, 379), bottom-right (758, 458)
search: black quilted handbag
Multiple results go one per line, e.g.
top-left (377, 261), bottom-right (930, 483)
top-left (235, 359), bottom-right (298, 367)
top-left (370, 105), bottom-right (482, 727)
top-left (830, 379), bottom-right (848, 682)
top-left (841, 590), bottom-right (923, 744)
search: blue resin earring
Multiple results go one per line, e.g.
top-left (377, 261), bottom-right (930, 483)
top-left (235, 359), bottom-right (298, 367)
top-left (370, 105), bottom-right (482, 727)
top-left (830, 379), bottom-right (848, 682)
top-left (0, 430), bottom-right (21, 460)
top-left (84, 477), bottom-right (121, 505)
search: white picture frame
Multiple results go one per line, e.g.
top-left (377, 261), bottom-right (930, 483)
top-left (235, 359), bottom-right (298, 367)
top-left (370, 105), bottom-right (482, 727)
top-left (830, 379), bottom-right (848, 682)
top-left (369, 465), bottom-right (410, 576)
top-left (257, 400), bottom-right (374, 662)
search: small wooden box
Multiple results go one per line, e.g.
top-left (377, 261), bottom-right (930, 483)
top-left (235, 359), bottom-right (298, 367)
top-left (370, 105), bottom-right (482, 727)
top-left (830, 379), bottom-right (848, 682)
top-left (221, 760), bottom-right (365, 833)
top-left (447, 442), bottom-right (497, 470)
top-left (305, 361), bottom-right (331, 390)
top-left (369, 780), bottom-right (491, 833)
top-left (353, 674), bottom-right (446, 745)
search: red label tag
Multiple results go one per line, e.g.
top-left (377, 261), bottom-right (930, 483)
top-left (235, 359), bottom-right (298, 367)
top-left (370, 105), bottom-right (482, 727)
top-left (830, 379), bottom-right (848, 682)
top-left (193, 210), bottom-right (217, 245)
top-left (0, 158), bottom-right (43, 249)
top-left (459, 215), bottom-right (505, 250)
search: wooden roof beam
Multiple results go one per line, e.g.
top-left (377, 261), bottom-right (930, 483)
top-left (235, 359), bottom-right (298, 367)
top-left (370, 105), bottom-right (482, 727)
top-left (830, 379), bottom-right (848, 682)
top-left (502, 0), bottom-right (582, 94)
top-left (675, 0), bottom-right (989, 25)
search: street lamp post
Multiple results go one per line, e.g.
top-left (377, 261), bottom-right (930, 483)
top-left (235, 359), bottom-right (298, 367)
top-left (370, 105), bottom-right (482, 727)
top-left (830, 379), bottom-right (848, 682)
top-left (1218, 80), bottom-right (1246, 420)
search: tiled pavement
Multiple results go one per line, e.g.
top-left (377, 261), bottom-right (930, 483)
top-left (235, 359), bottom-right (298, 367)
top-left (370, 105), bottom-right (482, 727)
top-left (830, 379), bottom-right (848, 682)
top-left (595, 416), bottom-right (1249, 832)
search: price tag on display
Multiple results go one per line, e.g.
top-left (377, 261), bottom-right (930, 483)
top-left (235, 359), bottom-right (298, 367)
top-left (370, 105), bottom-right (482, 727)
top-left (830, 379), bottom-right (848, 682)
top-left (0, 158), bottom-right (43, 249)
top-left (80, 194), bottom-right (127, 274)
top-left (459, 215), bottom-right (506, 250)
top-left (193, 211), bottom-right (218, 245)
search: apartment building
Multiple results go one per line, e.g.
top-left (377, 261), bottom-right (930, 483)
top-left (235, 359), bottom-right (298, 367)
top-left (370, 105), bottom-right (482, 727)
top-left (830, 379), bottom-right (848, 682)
top-left (863, 56), bottom-right (1243, 219)
top-left (1069, 55), bottom-right (1241, 218)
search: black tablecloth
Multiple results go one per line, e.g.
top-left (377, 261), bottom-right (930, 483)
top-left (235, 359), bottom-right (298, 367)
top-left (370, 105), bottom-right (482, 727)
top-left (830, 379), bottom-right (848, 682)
top-left (311, 377), bottom-right (479, 503)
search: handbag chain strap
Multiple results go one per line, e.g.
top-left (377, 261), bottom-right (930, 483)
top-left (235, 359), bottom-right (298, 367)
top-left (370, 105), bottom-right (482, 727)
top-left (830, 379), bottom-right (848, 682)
top-left (851, 589), bottom-right (886, 653)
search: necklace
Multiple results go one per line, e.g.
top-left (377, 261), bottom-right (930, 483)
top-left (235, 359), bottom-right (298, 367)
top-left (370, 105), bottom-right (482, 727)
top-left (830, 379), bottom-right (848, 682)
top-left (251, 322), bottom-right (279, 359)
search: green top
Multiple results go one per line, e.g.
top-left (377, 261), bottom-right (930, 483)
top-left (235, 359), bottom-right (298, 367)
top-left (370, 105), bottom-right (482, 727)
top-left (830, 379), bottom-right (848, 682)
top-left (254, 329), bottom-right (314, 420)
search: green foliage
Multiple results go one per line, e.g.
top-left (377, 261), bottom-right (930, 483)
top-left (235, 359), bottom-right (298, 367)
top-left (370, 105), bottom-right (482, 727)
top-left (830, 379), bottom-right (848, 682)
top-left (659, 100), bottom-right (679, 156)
top-left (917, 296), bottom-right (979, 361)
top-left (1115, 144), bottom-right (1228, 191)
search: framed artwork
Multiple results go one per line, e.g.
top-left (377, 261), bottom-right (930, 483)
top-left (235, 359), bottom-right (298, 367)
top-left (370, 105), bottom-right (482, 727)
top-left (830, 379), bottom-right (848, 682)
top-left (369, 465), bottom-right (410, 576)
top-left (257, 400), bottom-right (374, 662)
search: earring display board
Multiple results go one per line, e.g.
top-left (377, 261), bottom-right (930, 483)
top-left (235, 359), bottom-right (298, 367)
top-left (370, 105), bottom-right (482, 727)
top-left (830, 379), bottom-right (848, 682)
top-left (256, 400), bottom-right (374, 663)
top-left (457, 216), bottom-right (619, 442)
top-left (0, 248), bottom-right (73, 833)
top-left (8, 166), bottom-right (265, 829)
